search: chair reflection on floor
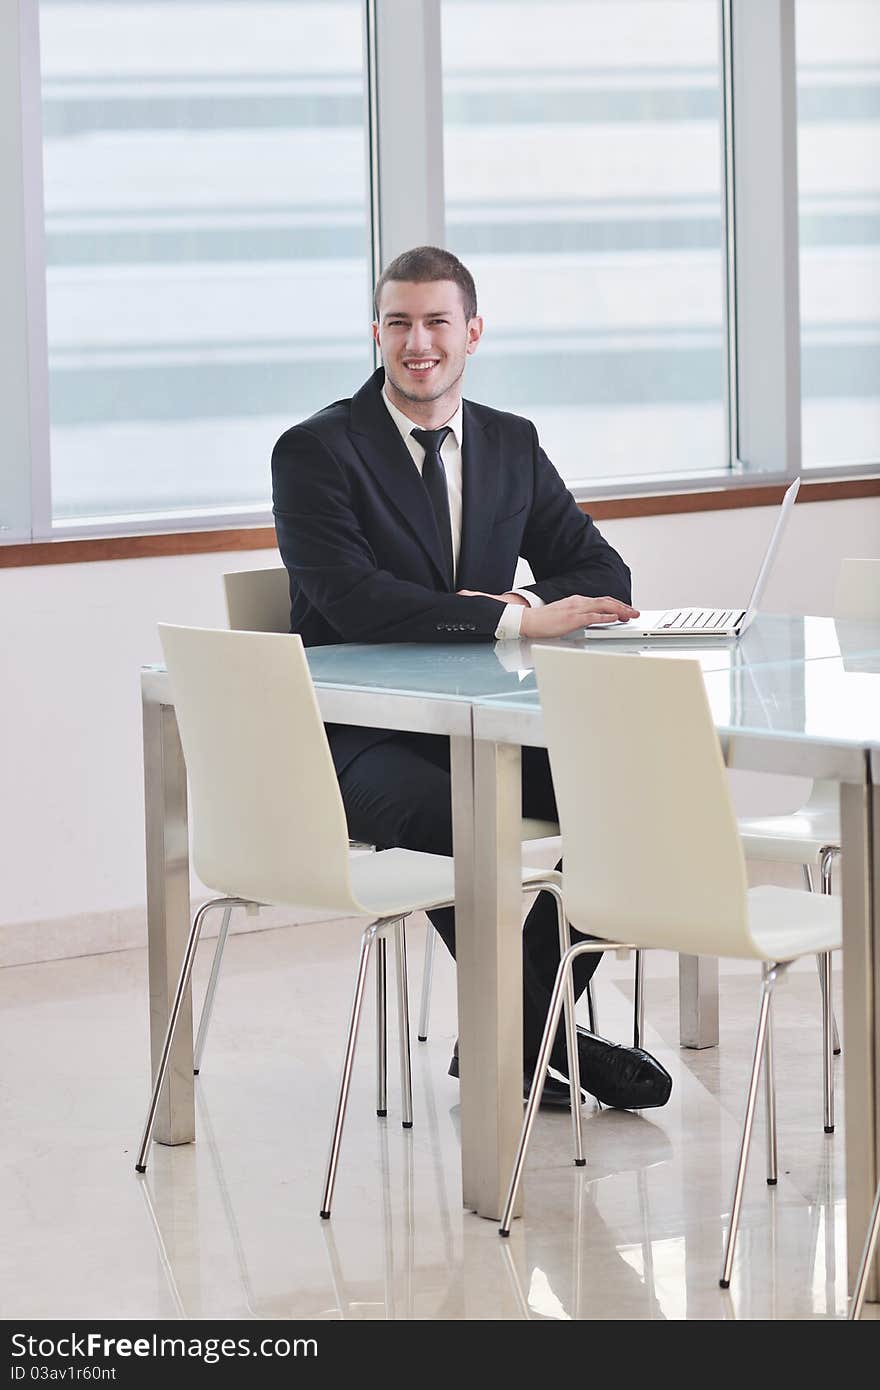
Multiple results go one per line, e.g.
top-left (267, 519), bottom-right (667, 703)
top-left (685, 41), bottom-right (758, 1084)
top-left (804, 1146), bottom-right (843, 1320)
top-left (135, 1174), bottom-right (189, 1320)
top-left (138, 1083), bottom-right (415, 1320)
top-left (849, 1179), bottom-right (880, 1320)
top-left (498, 1117), bottom-right (672, 1321)
top-left (137, 1032), bottom-right (471, 1320)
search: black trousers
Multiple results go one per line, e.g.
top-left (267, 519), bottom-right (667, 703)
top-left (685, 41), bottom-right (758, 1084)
top-left (337, 732), bottom-right (601, 1068)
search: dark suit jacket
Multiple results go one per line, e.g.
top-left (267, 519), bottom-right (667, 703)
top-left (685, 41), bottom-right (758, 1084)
top-left (272, 367), bottom-right (631, 773)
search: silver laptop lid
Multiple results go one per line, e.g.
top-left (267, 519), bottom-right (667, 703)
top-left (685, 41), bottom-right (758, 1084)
top-left (737, 477), bottom-right (800, 635)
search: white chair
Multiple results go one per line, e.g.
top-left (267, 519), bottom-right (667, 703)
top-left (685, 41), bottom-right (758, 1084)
top-left (499, 647), bottom-right (841, 1292)
top-left (833, 557), bottom-right (880, 622)
top-left (222, 566), bottom-right (616, 1051)
top-left (134, 626), bottom-right (579, 1214)
top-left (223, 564), bottom-right (291, 635)
top-left (737, 557), bottom-right (880, 1121)
top-left (207, 563), bottom-right (384, 1073)
top-left (186, 565), bottom-right (301, 1072)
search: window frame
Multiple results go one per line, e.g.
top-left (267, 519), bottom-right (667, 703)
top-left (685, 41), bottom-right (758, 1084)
top-left (2, 0), bottom-right (878, 548)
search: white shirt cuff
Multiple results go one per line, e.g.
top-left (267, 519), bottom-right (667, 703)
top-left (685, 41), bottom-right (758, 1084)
top-left (512, 588), bottom-right (544, 608)
top-left (494, 602), bottom-right (525, 640)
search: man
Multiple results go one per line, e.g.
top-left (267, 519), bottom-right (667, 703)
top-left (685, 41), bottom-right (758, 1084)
top-left (272, 245), bottom-right (671, 1111)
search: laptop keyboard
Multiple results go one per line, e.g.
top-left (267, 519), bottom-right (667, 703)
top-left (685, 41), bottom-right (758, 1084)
top-left (657, 608), bottom-right (745, 631)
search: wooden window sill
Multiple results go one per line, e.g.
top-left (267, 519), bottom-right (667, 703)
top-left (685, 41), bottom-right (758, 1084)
top-left (1, 475), bottom-right (878, 568)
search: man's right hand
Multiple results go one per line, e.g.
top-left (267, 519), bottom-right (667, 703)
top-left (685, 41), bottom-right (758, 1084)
top-left (520, 595), bottom-right (639, 638)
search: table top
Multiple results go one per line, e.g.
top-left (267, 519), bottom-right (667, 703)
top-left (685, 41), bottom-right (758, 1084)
top-left (143, 614), bottom-right (880, 777)
top-left (471, 616), bottom-right (880, 779)
top-left (305, 614), bottom-right (880, 779)
top-left (303, 613), bottom-right (878, 690)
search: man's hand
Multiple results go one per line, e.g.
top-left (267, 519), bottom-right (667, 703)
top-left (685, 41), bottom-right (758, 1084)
top-left (457, 589), bottom-right (529, 605)
top-left (520, 595), bottom-right (639, 638)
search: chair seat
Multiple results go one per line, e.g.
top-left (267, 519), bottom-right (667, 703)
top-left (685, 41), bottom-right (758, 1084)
top-left (349, 847), bottom-right (554, 920)
top-left (744, 884), bottom-right (841, 960)
top-left (737, 806), bottom-right (839, 864)
top-left (521, 817), bottom-right (560, 841)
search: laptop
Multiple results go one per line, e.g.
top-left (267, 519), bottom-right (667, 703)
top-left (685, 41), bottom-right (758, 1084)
top-left (585, 477), bottom-right (800, 640)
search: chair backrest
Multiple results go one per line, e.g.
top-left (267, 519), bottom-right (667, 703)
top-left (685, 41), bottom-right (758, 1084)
top-left (533, 646), bottom-right (760, 957)
top-left (223, 566), bottom-right (291, 633)
top-left (834, 558), bottom-right (880, 621)
top-left (158, 624), bottom-right (363, 915)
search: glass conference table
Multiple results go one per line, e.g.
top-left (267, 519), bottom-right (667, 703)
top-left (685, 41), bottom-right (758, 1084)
top-left (141, 614), bottom-right (880, 1296)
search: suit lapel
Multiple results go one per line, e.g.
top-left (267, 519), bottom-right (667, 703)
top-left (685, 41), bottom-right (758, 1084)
top-left (348, 370), bottom-right (451, 588)
top-left (457, 401), bottom-right (501, 590)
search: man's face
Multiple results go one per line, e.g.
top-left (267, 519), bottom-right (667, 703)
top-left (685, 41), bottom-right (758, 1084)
top-left (373, 279), bottom-right (483, 412)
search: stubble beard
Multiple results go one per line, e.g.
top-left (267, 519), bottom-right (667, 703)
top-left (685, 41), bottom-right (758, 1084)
top-left (386, 353), bottom-right (467, 408)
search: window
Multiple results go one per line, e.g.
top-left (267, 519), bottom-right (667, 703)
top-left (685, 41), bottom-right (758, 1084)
top-left (796, 0), bottom-right (880, 468)
top-left (441, 0), bottom-right (726, 485)
top-left (38, 0), bottom-right (373, 527)
top-left (3, 0), bottom-right (877, 550)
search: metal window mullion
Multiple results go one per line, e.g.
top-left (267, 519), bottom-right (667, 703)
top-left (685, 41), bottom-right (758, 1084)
top-left (720, 0), bottom-right (738, 473)
top-left (729, 0), bottom-right (802, 478)
top-left (20, 1), bottom-right (52, 537)
top-left (363, 0), bottom-right (382, 369)
top-left (1, 0), bottom-right (52, 544)
top-left (371, 0), bottom-right (445, 273)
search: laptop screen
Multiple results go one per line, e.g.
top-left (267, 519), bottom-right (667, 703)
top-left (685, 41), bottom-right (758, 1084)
top-left (739, 476), bottom-right (801, 634)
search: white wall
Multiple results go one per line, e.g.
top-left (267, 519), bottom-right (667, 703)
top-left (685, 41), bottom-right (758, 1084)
top-left (600, 495), bottom-right (880, 615)
top-left (1, 494), bottom-right (877, 961)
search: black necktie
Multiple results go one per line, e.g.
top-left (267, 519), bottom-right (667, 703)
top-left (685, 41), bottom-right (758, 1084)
top-left (411, 426), bottom-right (454, 584)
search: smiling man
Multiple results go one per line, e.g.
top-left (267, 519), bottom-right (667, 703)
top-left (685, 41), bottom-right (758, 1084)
top-left (271, 245), bottom-right (670, 1114)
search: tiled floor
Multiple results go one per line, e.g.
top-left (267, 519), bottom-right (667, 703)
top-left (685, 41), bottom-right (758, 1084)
top-left (1, 910), bottom-right (875, 1321)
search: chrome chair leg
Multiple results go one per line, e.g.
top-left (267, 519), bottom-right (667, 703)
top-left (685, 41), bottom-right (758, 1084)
top-left (764, 996), bottom-right (778, 1185)
top-left (376, 936), bottom-right (387, 1118)
top-left (499, 938), bottom-right (629, 1236)
top-left (321, 918), bottom-right (390, 1219)
top-left (806, 859), bottom-right (842, 1057)
top-left (720, 962), bottom-right (781, 1288)
top-left (417, 925), bottom-right (436, 1042)
top-left (819, 846), bottom-right (842, 1056)
top-left (585, 978), bottom-right (598, 1035)
top-left (193, 902), bottom-right (234, 1074)
top-left (849, 1179), bottom-right (880, 1319)
top-left (633, 950), bottom-right (645, 1049)
top-left (393, 920), bottom-right (414, 1129)
top-left (136, 895), bottom-right (246, 1173)
top-left (819, 845), bottom-right (837, 894)
top-left (815, 951), bottom-right (841, 1058)
top-left (820, 950), bottom-right (834, 1132)
top-left (543, 880), bottom-right (584, 1165)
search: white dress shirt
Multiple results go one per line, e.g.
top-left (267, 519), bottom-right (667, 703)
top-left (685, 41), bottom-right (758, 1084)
top-left (381, 387), bottom-right (543, 639)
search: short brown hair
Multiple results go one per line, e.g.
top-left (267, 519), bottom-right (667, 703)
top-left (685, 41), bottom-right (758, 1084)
top-left (373, 245), bottom-right (478, 322)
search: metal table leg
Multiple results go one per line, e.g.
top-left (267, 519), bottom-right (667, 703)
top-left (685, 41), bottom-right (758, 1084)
top-left (841, 773), bottom-right (879, 1304)
top-left (453, 732), bottom-right (524, 1221)
top-left (679, 954), bottom-right (720, 1049)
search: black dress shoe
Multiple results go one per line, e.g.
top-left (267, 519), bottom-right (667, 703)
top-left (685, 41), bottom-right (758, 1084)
top-left (523, 1062), bottom-right (585, 1110)
top-left (447, 1048), bottom-right (584, 1110)
top-left (556, 1027), bottom-right (672, 1110)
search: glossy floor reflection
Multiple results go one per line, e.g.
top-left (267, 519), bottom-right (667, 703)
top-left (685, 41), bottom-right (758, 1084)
top-left (1, 911), bottom-right (875, 1321)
